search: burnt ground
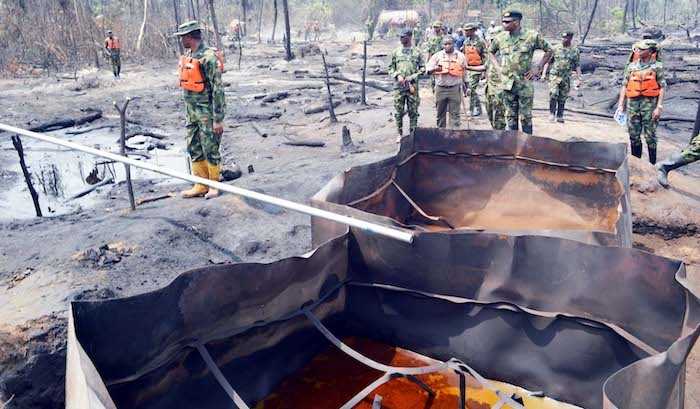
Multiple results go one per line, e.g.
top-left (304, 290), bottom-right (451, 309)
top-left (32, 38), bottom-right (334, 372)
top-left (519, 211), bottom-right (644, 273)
top-left (1, 31), bottom-right (700, 408)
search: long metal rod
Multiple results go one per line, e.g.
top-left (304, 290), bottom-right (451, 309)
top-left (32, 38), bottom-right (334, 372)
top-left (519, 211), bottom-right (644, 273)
top-left (0, 123), bottom-right (414, 243)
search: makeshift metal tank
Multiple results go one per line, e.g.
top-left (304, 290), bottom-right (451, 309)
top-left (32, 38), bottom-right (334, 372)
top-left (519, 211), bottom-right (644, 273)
top-left (66, 130), bottom-right (698, 409)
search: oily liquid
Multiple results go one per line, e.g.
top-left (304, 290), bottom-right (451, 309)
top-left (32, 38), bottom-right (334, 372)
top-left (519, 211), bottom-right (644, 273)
top-left (255, 337), bottom-right (579, 409)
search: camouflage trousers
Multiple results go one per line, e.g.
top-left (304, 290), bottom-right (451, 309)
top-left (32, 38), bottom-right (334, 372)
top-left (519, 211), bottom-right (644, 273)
top-left (394, 89), bottom-right (420, 134)
top-left (548, 76), bottom-right (570, 103)
top-left (435, 85), bottom-right (461, 128)
top-left (681, 134), bottom-right (700, 164)
top-left (110, 50), bottom-right (121, 77)
top-left (627, 96), bottom-right (658, 150)
top-left (468, 73), bottom-right (481, 112)
top-left (186, 119), bottom-right (221, 166)
top-left (484, 84), bottom-right (506, 130)
top-left (501, 80), bottom-right (534, 134)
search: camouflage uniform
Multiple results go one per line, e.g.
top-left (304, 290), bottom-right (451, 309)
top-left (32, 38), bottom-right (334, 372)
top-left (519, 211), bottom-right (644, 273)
top-left (489, 30), bottom-right (552, 134)
top-left (484, 58), bottom-right (506, 130)
top-left (413, 27), bottom-right (423, 47)
top-left (184, 42), bottom-right (227, 166)
top-left (622, 59), bottom-right (666, 161)
top-left (104, 36), bottom-right (121, 77)
top-left (462, 36), bottom-right (486, 115)
top-left (681, 134), bottom-right (700, 163)
top-left (389, 45), bottom-right (426, 135)
top-left (547, 43), bottom-right (580, 103)
top-left (426, 34), bottom-right (444, 92)
top-left (656, 134), bottom-right (699, 187)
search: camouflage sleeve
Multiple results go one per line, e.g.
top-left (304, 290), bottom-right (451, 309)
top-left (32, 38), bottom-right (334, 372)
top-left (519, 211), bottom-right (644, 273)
top-left (621, 65), bottom-right (631, 86)
top-left (478, 38), bottom-right (486, 59)
top-left (204, 53), bottom-right (227, 123)
top-left (573, 48), bottom-right (580, 69)
top-left (388, 50), bottom-right (399, 79)
top-left (656, 48), bottom-right (663, 63)
top-left (488, 36), bottom-right (500, 54)
top-left (655, 63), bottom-right (667, 88)
top-left (537, 33), bottom-right (553, 52)
top-left (416, 51), bottom-right (426, 77)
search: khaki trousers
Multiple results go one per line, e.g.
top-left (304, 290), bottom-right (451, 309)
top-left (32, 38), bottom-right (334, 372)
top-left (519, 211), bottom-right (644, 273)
top-left (435, 84), bottom-right (462, 128)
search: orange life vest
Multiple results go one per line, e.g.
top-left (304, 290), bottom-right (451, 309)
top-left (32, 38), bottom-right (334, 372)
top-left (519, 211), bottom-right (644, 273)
top-left (107, 38), bottom-right (120, 50)
top-left (212, 48), bottom-right (225, 72)
top-left (631, 49), bottom-right (658, 62)
top-left (178, 55), bottom-right (205, 93)
top-left (625, 70), bottom-right (660, 98)
top-left (435, 52), bottom-right (464, 77)
top-left (463, 45), bottom-right (482, 65)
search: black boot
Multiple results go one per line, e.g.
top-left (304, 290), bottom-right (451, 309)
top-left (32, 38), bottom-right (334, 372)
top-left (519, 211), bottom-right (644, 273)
top-left (656, 152), bottom-right (687, 188)
top-left (522, 123), bottom-right (533, 134)
top-left (631, 143), bottom-right (642, 158)
top-left (556, 101), bottom-right (565, 123)
top-left (549, 99), bottom-right (556, 122)
top-left (648, 145), bottom-right (656, 164)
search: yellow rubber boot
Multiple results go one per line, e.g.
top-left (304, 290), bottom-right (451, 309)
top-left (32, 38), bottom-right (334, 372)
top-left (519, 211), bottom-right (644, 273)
top-left (181, 161), bottom-right (209, 198)
top-left (205, 163), bottom-right (221, 199)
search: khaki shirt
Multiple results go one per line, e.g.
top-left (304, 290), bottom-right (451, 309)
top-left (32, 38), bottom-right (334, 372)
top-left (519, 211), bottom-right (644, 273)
top-left (426, 50), bottom-right (468, 87)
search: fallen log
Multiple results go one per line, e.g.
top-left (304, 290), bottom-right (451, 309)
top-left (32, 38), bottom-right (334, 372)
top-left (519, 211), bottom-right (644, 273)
top-left (251, 122), bottom-right (268, 138)
top-left (307, 74), bottom-right (392, 92)
top-left (125, 131), bottom-right (169, 140)
top-left (235, 112), bottom-right (283, 122)
top-left (283, 139), bottom-right (326, 147)
top-left (304, 101), bottom-right (341, 115)
top-left (66, 125), bottom-right (114, 135)
top-left (66, 177), bottom-right (114, 201)
top-left (261, 91), bottom-right (290, 103)
top-left (137, 192), bottom-right (174, 206)
top-left (29, 109), bottom-right (102, 132)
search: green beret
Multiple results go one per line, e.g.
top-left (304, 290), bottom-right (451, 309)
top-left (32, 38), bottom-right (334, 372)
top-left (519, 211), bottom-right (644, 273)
top-left (562, 31), bottom-right (574, 37)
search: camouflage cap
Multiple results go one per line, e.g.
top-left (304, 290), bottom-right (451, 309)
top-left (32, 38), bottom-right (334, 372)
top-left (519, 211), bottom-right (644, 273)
top-left (173, 20), bottom-right (201, 36)
top-left (432, 21), bottom-right (443, 27)
top-left (635, 39), bottom-right (654, 50)
top-left (464, 22), bottom-right (479, 30)
top-left (502, 10), bottom-right (523, 19)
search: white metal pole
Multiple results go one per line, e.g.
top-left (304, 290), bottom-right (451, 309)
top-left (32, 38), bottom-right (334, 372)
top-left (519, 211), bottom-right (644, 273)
top-left (0, 123), bottom-right (414, 244)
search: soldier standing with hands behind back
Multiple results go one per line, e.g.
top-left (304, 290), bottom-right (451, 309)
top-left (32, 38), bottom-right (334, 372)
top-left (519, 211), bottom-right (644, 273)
top-left (542, 31), bottom-right (582, 123)
top-left (389, 28), bottom-right (425, 142)
top-left (174, 21), bottom-right (227, 199)
top-left (488, 11), bottom-right (553, 134)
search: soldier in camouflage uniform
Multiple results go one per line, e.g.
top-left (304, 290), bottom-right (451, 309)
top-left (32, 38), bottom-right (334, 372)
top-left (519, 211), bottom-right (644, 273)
top-left (426, 21), bottom-right (445, 93)
top-left (462, 23), bottom-right (486, 116)
top-left (389, 28), bottom-right (426, 142)
top-left (104, 30), bottom-right (121, 78)
top-left (656, 134), bottom-right (700, 187)
top-left (488, 11), bottom-right (553, 134)
top-left (616, 40), bottom-right (666, 164)
top-left (628, 28), bottom-right (663, 64)
top-left (484, 56), bottom-right (506, 130)
top-left (174, 21), bottom-right (227, 199)
top-left (542, 31), bottom-right (582, 123)
top-left (413, 22), bottom-right (423, 47)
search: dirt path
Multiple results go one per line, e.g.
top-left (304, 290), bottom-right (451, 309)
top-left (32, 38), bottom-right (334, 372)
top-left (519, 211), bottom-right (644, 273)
top-left (0, 35), bottom-right (699, 408)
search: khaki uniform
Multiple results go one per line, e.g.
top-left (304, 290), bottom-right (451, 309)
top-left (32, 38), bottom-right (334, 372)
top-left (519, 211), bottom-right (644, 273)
top-left (427, 50), bottom-right (468, 128)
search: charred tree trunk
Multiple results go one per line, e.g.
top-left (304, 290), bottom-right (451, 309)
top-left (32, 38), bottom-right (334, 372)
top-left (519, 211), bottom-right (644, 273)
top-left (257, 0), bottom-right (264, 43)
top-left (207, 0), bottom-right (224, 55)
top-left (322, 51), bottom-right (338, 123)
top-left (622, 0), bottom-right (629, 33)
top-left (581, 0), bottom-right (599, 44)
top-left (11, 136), bottom-right (42, 217)
top-left (271, 0), bottom-right (278, 42)
top-left (114, 98), bottom-right (137, 211)
top-left (282, 0), bottom-right (294, 60)
top-left (361, 41), bottom-right (368, 105)
top-left (187, 0), bottom-right (196, 19)
top-left (136, 0), bottom-right (148, 51)
top-left (631, 0), bottom-right (638, 30)
top-left (663, 0), bottom-right (668, 26)
top-left (241, 0), bottom-right (248, 36)
top-left (173, 0), bottom-right (184, 54)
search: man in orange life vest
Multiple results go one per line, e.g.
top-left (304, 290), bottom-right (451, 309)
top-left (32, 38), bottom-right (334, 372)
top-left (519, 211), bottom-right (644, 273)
top-left (174, 21), bottom-right (227, 199)
top-left (462, 22), bottom-right (486, 117)
top-left (426, 36), bottom-right (485, 128)
top-left (104, 30), bottom-right (121, 78)
top-left (616, 40), bottom-right (666, 164)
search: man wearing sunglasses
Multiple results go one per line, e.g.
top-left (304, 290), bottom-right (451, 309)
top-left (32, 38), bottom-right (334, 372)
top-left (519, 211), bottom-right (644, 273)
top-left (488, 11), bottom-right (553, 134)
